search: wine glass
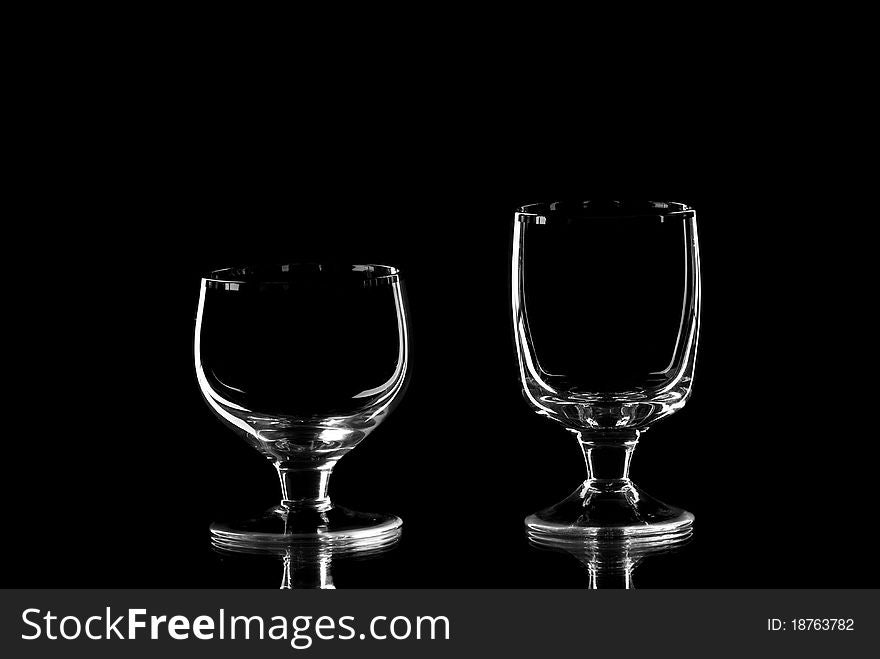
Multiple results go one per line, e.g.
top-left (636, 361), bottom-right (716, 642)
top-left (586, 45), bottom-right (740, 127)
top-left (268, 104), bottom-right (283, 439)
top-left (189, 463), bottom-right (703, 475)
top-left (512, 201), bottom-right (701, 543)
top-left (195, 263), bottom-right (410, 550)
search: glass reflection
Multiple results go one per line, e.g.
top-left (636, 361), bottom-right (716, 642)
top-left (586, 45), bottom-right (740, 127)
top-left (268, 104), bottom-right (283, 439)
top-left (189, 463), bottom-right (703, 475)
top-left (212, 528), bottom-right (401, 589)
top-left (528, 528), bottom-right (692, 589)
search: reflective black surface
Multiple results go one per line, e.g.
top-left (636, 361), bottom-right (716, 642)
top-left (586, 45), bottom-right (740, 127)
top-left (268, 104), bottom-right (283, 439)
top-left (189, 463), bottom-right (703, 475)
top-left (10, 174), bottom-right (875, 588)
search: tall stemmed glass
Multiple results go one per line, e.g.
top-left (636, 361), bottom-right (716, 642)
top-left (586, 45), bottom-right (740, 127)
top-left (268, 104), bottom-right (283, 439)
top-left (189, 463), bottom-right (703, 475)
top-left (512, 201), bottom-right (701, 543)
top-left (195, 263), bottom-right (410, 550)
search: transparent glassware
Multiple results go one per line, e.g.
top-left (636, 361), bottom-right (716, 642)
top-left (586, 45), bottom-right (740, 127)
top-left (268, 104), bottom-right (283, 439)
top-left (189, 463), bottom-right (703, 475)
top-left (195, 263), bottom-right (410, 551)
top-left (512, 201), bottom-right (701, 544)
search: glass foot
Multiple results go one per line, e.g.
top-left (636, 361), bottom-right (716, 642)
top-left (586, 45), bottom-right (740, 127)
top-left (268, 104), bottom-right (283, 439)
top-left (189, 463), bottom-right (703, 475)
top-left (211, 505), bottom-right (402, 553)
top-left (525, 480), bottom-right (694, 544)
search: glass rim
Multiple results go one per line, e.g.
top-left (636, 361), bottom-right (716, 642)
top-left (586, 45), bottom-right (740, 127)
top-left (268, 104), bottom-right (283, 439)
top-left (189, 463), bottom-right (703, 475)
top-left (201, 263), bottom-right (400, 285)
top-left (516, 200), bottom-right (694, 221)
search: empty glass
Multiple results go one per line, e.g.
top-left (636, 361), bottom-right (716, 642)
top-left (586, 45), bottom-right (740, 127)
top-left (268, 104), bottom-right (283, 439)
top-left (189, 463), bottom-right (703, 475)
top-left (195, 263), bottom-right (410, 550)
top-left (512, 201), bottom-right (701, 543)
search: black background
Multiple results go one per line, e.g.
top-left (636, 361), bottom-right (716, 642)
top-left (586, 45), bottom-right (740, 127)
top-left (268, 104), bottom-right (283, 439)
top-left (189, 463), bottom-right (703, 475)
top-left (8, 123), bottom-right (872, 589)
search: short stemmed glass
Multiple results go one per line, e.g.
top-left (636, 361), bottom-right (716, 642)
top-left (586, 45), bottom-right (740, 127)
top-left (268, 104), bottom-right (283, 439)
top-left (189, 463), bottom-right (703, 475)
top-left (512, 201), bottom-right (701, 543)
top-left (195, 264), bottom-right (410, 550)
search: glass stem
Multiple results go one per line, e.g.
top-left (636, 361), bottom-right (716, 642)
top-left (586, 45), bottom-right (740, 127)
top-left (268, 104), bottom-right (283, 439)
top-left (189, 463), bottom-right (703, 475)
top-left (578, 429), bottom-right (640, 491)
top-left (276, 462), bottom-right (333, 511)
